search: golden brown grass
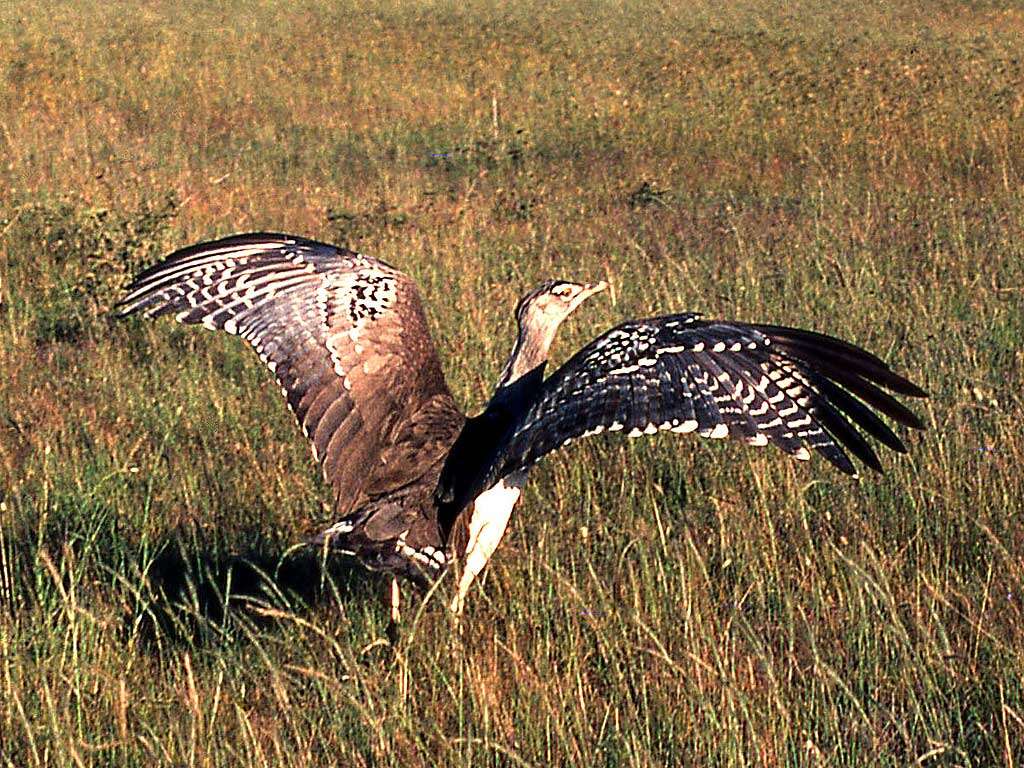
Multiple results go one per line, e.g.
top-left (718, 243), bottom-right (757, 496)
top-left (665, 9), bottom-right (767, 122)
top-left (1, 0), bottom-right (1023, 765)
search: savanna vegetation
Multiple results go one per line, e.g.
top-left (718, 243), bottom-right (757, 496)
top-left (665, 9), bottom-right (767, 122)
top-left (1, 0), bottom-right (1022, 764)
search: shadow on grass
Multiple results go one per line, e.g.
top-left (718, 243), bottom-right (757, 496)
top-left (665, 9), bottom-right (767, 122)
top-left (130, 531), bottom-right (385, 650)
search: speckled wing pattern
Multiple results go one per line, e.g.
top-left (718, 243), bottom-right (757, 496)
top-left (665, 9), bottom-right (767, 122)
top-left (474, 313), bottom-right (926, 492)
top-left (117, 233), bottom-right (461, 528)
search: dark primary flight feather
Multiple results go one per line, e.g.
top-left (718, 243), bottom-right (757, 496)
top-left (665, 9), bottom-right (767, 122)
top-left (437, 313), bottom-right (926, 517)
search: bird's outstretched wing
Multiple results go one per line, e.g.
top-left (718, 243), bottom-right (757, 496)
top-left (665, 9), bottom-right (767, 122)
top-left (117, 232), bottom-right (459, 516)
top-left (438, 313), bottom-right (926, 510)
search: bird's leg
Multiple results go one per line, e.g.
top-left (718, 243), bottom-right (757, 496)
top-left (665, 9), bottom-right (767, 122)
top-left (386, 576), bottom-right (401, 643)
top-left (390, 576), bottom-right (402, 623)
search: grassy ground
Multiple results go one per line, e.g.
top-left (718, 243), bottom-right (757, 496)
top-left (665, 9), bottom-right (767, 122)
top-left (1, 0), bottom-right (1023, 764)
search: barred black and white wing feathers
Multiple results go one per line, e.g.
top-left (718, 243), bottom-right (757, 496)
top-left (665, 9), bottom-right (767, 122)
top-left (438, 313), bottom-right (925, 511)
top-left (117, 232), bottom-right (462, 522)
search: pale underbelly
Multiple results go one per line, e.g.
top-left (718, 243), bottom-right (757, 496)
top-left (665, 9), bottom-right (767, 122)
top-left (450, 470), bottom-right (528, 613)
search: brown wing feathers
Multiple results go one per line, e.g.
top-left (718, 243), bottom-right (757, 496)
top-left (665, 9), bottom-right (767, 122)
top-left (117, 232), bottom-right (460, 519)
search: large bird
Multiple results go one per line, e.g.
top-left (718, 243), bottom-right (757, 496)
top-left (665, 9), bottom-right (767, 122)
top-left (117, 232), bottom-right (926, 622)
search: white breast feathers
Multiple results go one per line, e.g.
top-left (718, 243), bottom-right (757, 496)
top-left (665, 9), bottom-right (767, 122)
top-left (450, 470), bottom-right (528, 614)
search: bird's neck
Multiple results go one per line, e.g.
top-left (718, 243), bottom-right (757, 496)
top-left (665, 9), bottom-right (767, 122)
top-left (435, 321), bottom-right (552, 539)
top-left (495, 323), bottom-right (556, 393)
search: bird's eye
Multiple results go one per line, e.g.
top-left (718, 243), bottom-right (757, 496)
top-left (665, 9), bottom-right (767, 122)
top-left (554, 285), bottom-right (574, 298)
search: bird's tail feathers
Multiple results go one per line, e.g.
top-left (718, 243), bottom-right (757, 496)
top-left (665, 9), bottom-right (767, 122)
top-left (308, 510), bottom-right (447, 587)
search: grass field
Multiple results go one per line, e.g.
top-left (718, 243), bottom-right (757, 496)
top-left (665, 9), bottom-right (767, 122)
top-left (2, 0), bottom-right (1023, 764)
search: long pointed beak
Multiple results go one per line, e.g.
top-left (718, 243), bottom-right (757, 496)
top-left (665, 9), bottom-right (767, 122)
top-left (567, 281), bottom-right (608, 315)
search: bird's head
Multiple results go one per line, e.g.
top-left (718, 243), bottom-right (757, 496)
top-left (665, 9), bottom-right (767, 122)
top-left (497, 279), bottom-right (607, 389)
top-left (515, 279), bottom-right (608, 336)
